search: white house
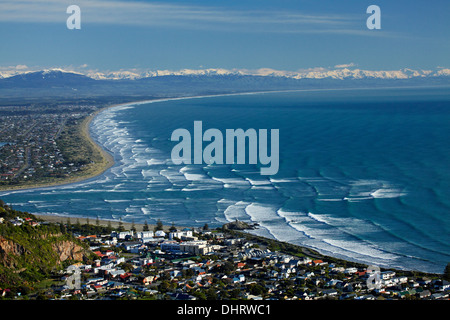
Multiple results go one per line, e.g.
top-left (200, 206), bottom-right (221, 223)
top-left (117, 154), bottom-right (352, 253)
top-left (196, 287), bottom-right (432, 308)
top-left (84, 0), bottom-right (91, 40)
top-left (112, 231), bottom-right (134, 240)
top-left (381, 271), bottom-right (396, 280)
top-left (155, 230), bottom-right (166, 238)
top-left (135, 231), bottom-right (154, 239)
top-left (169, 230), bottom-right (193, 240)
top-left (109, 269), bottom-right (126, 278)
top-left (344, 267), bottom-right (358, 274)
top-left (122, 241), bottom-right (142, 251)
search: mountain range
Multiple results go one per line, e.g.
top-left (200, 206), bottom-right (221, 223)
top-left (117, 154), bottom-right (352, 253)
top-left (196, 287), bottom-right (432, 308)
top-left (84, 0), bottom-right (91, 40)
top-left (0, 67), bottom-right (449, 105)
top-left (1, 66), bottom-right (450, 81)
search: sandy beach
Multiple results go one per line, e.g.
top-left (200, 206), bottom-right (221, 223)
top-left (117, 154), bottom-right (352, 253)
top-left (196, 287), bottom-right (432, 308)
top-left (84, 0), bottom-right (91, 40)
top-left (33, 213), bottom-right (190, 233)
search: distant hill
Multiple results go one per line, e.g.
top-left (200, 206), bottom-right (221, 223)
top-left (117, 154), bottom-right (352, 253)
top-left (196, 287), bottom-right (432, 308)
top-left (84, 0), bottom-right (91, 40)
top-left (0, 70), bottom-right (96, 88)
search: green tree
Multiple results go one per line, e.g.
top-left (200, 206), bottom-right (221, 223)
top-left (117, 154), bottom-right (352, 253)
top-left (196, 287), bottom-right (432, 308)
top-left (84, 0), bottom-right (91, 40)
top-left (143, 220), bottom-right (149, 231)
top-left (206, 288), bottom-right (217, 300)
top-left (155, 219), bottom-right (163, 231)
top-left (118, 217), bottom-right (125, 232)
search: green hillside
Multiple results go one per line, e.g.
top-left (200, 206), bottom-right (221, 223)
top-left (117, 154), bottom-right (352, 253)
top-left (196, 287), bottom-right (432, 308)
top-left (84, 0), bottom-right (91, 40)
top-left (0, 200), bottom-right (90, 289)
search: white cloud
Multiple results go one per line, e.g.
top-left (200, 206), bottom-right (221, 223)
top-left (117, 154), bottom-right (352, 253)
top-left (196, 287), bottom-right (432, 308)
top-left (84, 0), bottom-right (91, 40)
top-left (0, 0), bottom-right (362, 34)
top-left (334, 63), bottom-right (357, 69)
top-left (14, 65), bottom-right (29, 70)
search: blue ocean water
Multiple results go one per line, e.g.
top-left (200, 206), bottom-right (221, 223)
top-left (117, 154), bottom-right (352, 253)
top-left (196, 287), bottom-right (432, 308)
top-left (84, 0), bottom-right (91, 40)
top-left (1, 87), bottom-right (449, 273)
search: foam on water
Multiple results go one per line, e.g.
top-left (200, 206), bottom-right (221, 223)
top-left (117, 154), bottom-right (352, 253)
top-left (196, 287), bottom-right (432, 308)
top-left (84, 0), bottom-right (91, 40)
top-left (2, 89), bottom-right (449, 273)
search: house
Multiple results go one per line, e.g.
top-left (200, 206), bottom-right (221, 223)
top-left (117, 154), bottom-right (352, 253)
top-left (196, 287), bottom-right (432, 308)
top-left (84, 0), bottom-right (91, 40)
top-left (224, 238), bottom-right (244, 246)
top-left (169, 230), bottom-right (193, 240)
top-left (112, 231), bottom-right (134, 240)
top-left (180, 240), bottom-right (212, 255)
top-left (93, 251), bottom-right (106, 259)
top-left (393, 276), bottom-right (408, 284)
top-left (236, 262), bottom-right (246, 270)
top-left (142, 275), bottom-right (157, 285)
top-left (135, 231), bottom-right (154, 239)
top-left (122, 241), bottom-right (142, 251)
top-left (154, 230), bottom-right (166, 238)
top-left (170, 270), bottom-right (182, 278)
top-left (435, 280), bottom-right (450, 291)
top-left (326, 279), bottom-right (343, 287)
top-left (313, 260), bottom-right (327, 266)
top-left (418, 290), bottom-right (431, 299)
top-left (133, 257), bottom-right (153, 266)
top-left (108, 269), bottom-right (126, 278)
top-left (380, 271), bottom-right (396, 280)
top-left (431, 292), bottom-right (447, 300)
top-left (344, 267), bottom-right (358, 274)
top-left (321, 289), bottom-right (338, 297)
top-left (161, 240), bottom-right (180, 252)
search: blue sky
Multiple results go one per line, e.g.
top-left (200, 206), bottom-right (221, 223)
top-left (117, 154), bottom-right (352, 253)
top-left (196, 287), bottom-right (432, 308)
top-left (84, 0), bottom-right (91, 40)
top-left (0, 0), bottom-right (449, 72)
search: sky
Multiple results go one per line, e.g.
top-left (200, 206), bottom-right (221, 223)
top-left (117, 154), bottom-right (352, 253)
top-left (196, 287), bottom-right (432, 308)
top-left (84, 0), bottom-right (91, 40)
top-left (0, 0), bottom-right (449, 73)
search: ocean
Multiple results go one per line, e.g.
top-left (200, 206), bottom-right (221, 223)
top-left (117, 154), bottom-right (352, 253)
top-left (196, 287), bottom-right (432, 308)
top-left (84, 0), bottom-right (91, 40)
top-left (1, 87), bottom-right (449, 273)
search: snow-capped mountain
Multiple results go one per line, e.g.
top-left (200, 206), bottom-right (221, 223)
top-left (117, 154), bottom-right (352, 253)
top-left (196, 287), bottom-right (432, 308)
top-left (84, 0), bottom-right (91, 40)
top-left (1, 66), bottom-right (449, 81)
top-left (1, 66), bottom-right (448, 104)
top-left (84, 67), bottom-right (450, 81)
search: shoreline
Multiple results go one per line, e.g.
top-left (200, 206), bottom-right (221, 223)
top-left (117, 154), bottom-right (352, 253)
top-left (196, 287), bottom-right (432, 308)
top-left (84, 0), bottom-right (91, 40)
top-left (1, 85), bottom-right (445, 193)
top-left (1, 89), bottom-right (447, 275)
top-left (33, 213), bottom-right (190, 233)
top-left (0, 91), bottom-right (275, 193)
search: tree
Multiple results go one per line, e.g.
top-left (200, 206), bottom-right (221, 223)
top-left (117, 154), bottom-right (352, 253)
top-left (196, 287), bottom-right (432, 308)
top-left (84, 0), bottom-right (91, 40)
top-left (107, 220), bottom-right (112, 232)
top-left (131, 219), bottom-right (136, 233)
top-left (59, 222), bottom-right (67, 234)
top-left (203, 223), bottom-right (209, 231)
top-left (206, 288), bottom-right (217, 300)
top-left (169, 222), bottom-right (177, 232)
top-left (155, 219), bottom-right (163, 231)
top-left (143, 220), bottom-right (149, 231)
top-left (118, 217), bottom-right (125, 232)
top-left (444, 263), bottom-right (450, 281)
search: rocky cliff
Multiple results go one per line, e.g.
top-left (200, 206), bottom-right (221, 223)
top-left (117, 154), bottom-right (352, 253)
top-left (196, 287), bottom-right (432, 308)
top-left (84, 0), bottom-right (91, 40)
top-left (51, 240), bottom-right (86, 263)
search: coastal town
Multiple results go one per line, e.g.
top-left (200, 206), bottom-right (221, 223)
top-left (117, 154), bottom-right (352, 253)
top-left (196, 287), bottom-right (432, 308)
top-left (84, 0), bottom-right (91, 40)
top-left (1, 212), bottom-right (448, 301)
top-left (0, 104), bottom-right (105, 189)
